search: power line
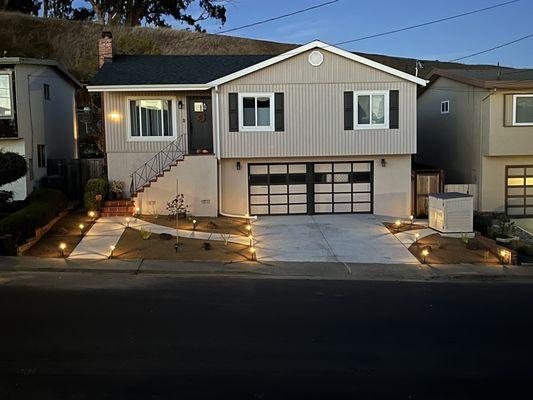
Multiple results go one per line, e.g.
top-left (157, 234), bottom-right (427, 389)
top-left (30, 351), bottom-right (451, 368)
top-left (450, 32), bottom-right (533, 61)
top-left (216, 0), bottom-right (339, 35)
top-left (334, 0), bottom-right (520, 46)
top-left (173, 0), bottom-right (339, 45)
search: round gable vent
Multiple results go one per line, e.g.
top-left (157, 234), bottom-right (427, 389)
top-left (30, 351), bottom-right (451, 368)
top-left (308, 50), bottom-right (324, 67)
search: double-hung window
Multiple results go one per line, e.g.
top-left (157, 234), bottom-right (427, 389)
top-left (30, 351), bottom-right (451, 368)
top-left (513, 94), bottom-right (533, 126)
top-left (129, 99), bottom-right (174, 139)
top-left (354, 91), bottom-right (389, 129)
top-left (0, 74), bottom-right (13, 119)
top-left (239, 93), bottom-right (274, 131)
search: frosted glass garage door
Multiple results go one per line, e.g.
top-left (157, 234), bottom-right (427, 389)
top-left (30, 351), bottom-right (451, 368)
top-left (313, 162), bottom-right (373, 214)
top-left (249, 163), bottom-right (307, 215)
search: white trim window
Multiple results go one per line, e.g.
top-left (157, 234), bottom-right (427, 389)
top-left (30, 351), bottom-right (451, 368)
top-left (354, 91), bottom-right (389, 129)
top-left (128, 99), bottom-right (175, 140)
top-left (238, 93), bottom-right (274, 131)
top-left (441, 100), bottom-right (450, 114)
top-left (0, 73), bottom-right (13, 119)
top-left (513, 94), bottom-right (533, 126)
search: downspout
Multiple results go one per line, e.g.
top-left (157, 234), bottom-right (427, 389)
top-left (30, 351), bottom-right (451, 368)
top-left (479, 88), bottom-right (497, 212)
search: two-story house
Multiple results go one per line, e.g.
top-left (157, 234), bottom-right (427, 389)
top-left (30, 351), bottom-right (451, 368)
top-left (0, 57), bottom-right (81, 200)
top-left (88, 33), bottom-right (426, 218)
top-left (418, 68), bottom-right (533, 217)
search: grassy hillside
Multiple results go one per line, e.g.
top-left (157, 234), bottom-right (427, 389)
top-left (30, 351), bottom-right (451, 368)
top-left (0, 12), bottom-right (296, 82)
top-left (0, 12), bottom-right (507, 84)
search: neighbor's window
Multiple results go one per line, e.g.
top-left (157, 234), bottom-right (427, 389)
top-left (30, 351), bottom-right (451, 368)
top-left (0, 74), bottom-right (13, 119)
top-left (43, 84), bottom-right (50, 101)
top-left (513, 94), bottom-right (533, 125)
top-left (441, 100), bottom-right (450, 114)
top-left (37, 145), bottom-right (46, 168)
top-left (355, 91), bottom-right (389, 128)
top-left (239, 93), bottom-right (274, 131)
top-left (129, 99), bottom-right (173, 138)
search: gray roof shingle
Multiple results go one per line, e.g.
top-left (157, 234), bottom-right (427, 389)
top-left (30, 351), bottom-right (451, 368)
top-left (90, 54), bottom-right (275, 86)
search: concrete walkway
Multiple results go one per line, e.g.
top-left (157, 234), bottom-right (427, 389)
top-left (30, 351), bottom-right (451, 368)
top-left (69, 216), bottom-right (249, 260)
top-left (252, 214), bottom-right (419, 264)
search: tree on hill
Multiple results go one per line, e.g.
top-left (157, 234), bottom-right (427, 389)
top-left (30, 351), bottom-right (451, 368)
top-left (2, 0), bottom-right (227, 30)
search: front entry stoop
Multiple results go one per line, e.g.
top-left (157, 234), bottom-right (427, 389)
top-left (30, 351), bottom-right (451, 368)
top-left (101, 199), bottom-right (135, 217)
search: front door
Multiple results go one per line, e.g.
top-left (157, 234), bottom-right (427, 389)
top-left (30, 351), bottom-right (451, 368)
top-left (187, 97), bottom-right (213, 153)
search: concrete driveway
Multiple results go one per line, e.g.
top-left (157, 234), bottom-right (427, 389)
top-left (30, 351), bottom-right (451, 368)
top-left (252, 214), bottom-right (419, 264)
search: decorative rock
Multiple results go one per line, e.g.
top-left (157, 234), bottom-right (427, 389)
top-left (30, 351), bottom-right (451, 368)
top-left (159, 233), bottom-right (172, 240)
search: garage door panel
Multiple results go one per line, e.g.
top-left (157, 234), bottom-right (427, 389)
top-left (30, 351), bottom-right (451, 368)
top-left (269, 195), bottom-right (287, 204)
top-left (315, 164), bottom-right (332, 173)
top-left (315, 193), bottom-right (332, 203)
top-left (334, 193), bottom-right (352, 203)
top-left (353, 182), bottom-right (371, 192)
top-left (334, 203), bottom-right (351, 213)
top-left (289, 164), bottom-right (306, 173)
top-left (250, 165), bottom-right (268, 175)
top-left (289, 204), bottom-right (307, 214)
top-left (333, 163), bottom-right (351, 172)
top-left (250, 185), bottom-right (268, 195)
top-left (353, 162), bottom-right (372, 172)
top-left (314, 184), bottom-right (331, 193)
top-left (270, 185), bottom-right (288, 194)
top-left (354, 193), bottom-right (371, 202)
top-left (250, 195), bottom-right (268, 205)
top-left (315, 203), bottom-right (332, 213)
top-left (289, 184), bottom-right (306, 194)
top-left (354, 203), bottom-right (372, 212)
top-left (289, 194), bottom-right (306, 203)
top-left (333, 183), bottom-right (351, 192)
top-left (270, 205), bottom-right (288, 214)
top-left (250, 205), bottom-right (268, 215)
top-left (269, 164), bottom-right (287, 174)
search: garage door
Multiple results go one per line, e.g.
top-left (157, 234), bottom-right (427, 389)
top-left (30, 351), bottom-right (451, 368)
top-left (249, 163), bottom-right (308, 215)
top-left (313, 162), bottom-right (373, 213)
top-left (248, 162), bottom-right (373, 215)
top-left (506, 165), bottom-right (533, 217)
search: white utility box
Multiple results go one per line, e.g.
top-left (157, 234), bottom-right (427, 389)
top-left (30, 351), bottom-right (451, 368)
top-left (428, 192), bottom-right (474, 234)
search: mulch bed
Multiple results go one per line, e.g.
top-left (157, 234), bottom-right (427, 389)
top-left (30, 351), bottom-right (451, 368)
top-left (384, 222), bottom-right (427, 234)
top-left (409, 234), bottom-right (499, 264)
top-left (24, 208), bottom-right (95, 258)
top-left (139, 215), bottom-right (250, 236)
top-left (114, 228), bottom-right (250, 262)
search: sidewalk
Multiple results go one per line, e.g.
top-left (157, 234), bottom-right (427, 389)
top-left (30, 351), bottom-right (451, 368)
top-left (1, 256), bottom-right (532, 282)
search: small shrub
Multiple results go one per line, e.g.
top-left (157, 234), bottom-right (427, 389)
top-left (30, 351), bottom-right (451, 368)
top-left (84, 178), bottom-right (108, 211)
top-left (139, 228), bottom-right (152, 240)
top-left (0, 150), bottom-right (27, 186)
top-left (461, 234), bottom-right (469, 245)
top-left (488, 215), bottom-right (516, 239)
top-left (0, 189), bottom-right (67, 245)
top-left (166, 194), bottom-right (188, 218)
top-left (0, 190), bottom-right (14, 209)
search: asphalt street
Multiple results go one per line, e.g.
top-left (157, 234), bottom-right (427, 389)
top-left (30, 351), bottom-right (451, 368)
top-left (1, 272), bottom-right (532, 399)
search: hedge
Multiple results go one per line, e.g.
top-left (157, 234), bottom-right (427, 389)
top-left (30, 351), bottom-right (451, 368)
top-left (0, 189), bottom-right (67, 245)
top-left (84, 178), bottom-right (108, 211)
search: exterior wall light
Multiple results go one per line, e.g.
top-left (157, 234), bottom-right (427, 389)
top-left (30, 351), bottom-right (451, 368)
top-left (59, 242), bottom-right (67, 257)
top-left (236, 161), bottom-right (241, 171)
top-left (381, 158), bottom-right (387, 167)
top-left (109, 112), bottom-right (121, 121)
top-left (178, 100), bottom-right (183, 109)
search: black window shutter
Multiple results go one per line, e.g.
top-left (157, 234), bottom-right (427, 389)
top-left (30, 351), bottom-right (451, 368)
top-left (389, 90), bottom-right (399, 129)
top-left (344, 91), bottom-right (353, 130)
top-left (274, 92), bottom-right (284, 131)
top-left (229, 92), bottom-right (238, 132)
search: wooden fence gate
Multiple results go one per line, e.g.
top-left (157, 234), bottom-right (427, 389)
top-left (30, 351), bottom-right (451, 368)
top-left (412, 168), bottom-right (443, 218)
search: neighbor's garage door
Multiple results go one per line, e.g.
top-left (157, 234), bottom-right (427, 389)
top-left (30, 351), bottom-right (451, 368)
top-left (313, 162), bottom-right (373, 213)
top-left (506, 165), bottom-right (533, 217)
top-left (249, 163), bottom-right (308, 215)
top-left (248, 161), bottom-right (373, 215)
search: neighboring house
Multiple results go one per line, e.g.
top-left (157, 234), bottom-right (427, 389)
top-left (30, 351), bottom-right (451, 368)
top-left (87, 32), bottom-right (426, 218)
top-left (0, 57), bottom-right (81, 200)
top-left (417, 68), bottom-right (533, 217)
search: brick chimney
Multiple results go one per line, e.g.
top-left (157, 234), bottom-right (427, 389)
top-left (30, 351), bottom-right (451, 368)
top-left (98, 31), bottom-right (114, 68)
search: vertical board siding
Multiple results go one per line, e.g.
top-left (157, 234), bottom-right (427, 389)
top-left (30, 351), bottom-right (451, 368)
top-left (218, 50), bottom-right (417, 158)
top-left (104, 90), bottom-right (209, 153)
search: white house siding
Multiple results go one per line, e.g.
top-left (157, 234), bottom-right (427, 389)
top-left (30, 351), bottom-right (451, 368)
top-left (217, 49), bottom-right (418, 159)
top-left (220, 155), bottom-right (412, 218)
